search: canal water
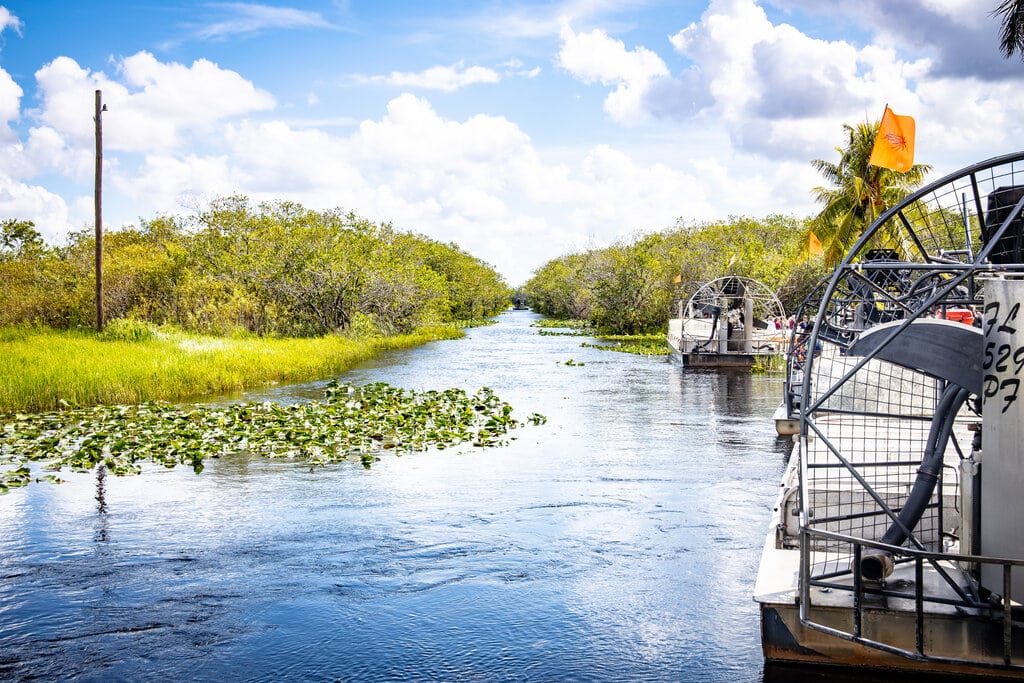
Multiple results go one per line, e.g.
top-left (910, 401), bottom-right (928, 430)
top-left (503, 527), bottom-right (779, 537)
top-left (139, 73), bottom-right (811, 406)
top-left (0, 311), bottom-right (795, 682)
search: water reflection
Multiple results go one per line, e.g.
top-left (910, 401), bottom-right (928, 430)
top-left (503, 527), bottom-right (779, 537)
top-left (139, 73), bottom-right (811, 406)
top-left (0, 312), bottom-right (832, 681)
top-left (94, 464), bottom-right (109, 543)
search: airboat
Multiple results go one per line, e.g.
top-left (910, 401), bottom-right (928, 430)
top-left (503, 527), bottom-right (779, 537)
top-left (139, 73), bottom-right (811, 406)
top-left (667, 276), bottom-right (788, 368)
top-left (756, 151), bottom-right (1024, 677)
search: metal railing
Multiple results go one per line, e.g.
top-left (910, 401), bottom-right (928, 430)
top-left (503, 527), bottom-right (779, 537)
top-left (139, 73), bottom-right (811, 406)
top-left (799, 525), bottom-right (1024, 669)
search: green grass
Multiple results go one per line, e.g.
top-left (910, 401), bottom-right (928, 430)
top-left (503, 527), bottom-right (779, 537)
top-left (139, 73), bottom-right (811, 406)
top-left (0, 324), bottom-right (464, 413)
top-left (582, 334), bottom-right (671, 356)
top-left (530, 320), bottom-right (668, 355)
top-left (531, 318), bottom-right (592, 330)
top-left (751, 353), bottom-right (785, 374)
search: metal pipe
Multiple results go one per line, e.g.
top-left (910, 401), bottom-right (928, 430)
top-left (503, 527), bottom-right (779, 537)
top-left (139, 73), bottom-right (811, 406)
top-left (858, 384), bottom-right (971, 580)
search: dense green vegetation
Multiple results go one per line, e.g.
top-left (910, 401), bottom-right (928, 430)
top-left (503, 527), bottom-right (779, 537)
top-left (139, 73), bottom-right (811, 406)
top-left (0, 196), bottom-right (511, 336)
top-left (0, 380), bottom-right (547, 492)
top-left (0, 197), bottom-right (512, 417)
top-left (524, 215), bottom-right (830, 335)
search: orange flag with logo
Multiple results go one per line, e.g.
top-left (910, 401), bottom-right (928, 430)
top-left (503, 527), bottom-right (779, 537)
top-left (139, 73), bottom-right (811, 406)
top-left (868, 105), bottom-right (915, 172)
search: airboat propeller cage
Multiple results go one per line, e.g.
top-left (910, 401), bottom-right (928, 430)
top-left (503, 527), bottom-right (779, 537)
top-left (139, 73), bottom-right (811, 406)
top-left (759, 155), bottom-right (1024, 673)
top-left (797, 152), bottom-right (1024, 598)
top-left (677, 276), bottom-right (785, 352)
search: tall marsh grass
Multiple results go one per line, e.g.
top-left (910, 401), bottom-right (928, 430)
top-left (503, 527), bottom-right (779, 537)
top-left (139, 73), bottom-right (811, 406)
top-left (0, 324), bottom-right (463, 413)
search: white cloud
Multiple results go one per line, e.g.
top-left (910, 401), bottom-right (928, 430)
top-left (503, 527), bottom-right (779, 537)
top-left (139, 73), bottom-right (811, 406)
top-left (0, 61), bottom-right (73, 241)
top-left (31, 57), bottom-right (100, 145)
top-left (23, 125), bottom-right (79, 177)
top-left (919, 0), bottom-right (988, 26)
top-left (351, 94), bottom-right (530, 176)
top-left (0, 6), bottom-right (22, 36)
top-left (669, 0), bottom-right (769, 119)
top-left (557, 22), bottom-right (669, 124)
top-left (32, 52), bottom-right (275, 155)
top-left (0, 173), bottom-right (69, 242)
top-left (657, 0), bottom-right (944, 159)
top-left (667, 0), bottom-right (894, 130)
top-left (571, 144), bottom-right (712, 231)
top-left (118, 51), bottom-right (275, 121)
top-left (192, 3), bottom-right (332, 41)
top-left (355, 61), bottom-right (501, 92)
top-left (557, 24), bottom-right (666, 85)
top-left (768, 0), bottom-right (1011, 78)
top-left (500, 59), bottom-right (542, 78)
top-left (914, 76), bottom-right (1024, 162)
top-left (4, 52), bottom-right (276, 242)
top-left (551, 0), bottom-right (916, 136)
top-left (116, 153), bottom-right (235, 212)
top-left (0, 63), bottom-right (22, 132)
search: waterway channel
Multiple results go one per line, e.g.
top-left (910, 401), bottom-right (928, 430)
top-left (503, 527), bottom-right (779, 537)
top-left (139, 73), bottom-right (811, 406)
top-left (1, 311), bottom-right (797, 681)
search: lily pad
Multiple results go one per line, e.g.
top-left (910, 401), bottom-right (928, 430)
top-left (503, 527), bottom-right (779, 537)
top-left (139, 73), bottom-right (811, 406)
top-left (0, 381), bottom-right (546, 487)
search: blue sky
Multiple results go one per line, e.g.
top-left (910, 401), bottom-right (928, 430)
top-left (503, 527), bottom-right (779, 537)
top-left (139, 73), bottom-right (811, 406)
top-left (0, 0), bottom-right (1020, 284)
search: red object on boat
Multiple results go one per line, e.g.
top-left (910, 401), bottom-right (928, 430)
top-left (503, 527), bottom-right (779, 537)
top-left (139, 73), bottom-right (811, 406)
top-left (940, 308), bottom-right (974, 325)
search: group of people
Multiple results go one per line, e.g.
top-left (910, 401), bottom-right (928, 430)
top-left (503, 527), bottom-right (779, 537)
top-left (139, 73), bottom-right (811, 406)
top-left (769, 315), bottom-right (810, 332)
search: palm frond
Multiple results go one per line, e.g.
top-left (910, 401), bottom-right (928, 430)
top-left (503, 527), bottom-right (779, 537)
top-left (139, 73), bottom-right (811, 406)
top-left (994, 0), bottom-right (1024, 58)
top-left (811, 118), bottom-right (931, 265)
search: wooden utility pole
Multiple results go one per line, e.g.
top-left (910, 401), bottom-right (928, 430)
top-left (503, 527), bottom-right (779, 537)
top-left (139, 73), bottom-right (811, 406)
top-left (94, 89), bottom-right (104, 332)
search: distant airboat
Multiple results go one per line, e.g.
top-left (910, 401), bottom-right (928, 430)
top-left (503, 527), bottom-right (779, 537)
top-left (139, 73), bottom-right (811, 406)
top-left (667, 275), bottom-right (788, 368)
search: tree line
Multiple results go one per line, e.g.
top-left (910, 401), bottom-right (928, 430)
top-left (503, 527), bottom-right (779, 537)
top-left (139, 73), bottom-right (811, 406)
top-left (523, 215), bottom-right (831, 335)
top-left (0, 196), bottom-right (511, 337)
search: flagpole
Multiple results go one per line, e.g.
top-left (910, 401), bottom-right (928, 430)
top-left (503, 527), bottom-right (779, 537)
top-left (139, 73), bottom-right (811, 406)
top-left (94, 89), bottom-right (104, 332)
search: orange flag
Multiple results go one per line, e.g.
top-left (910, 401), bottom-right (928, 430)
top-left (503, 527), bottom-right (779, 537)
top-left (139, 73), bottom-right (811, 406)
top-left (808, 230), bottom-right (824, 256)
top-left (868, 105), bottom-right (915, 172)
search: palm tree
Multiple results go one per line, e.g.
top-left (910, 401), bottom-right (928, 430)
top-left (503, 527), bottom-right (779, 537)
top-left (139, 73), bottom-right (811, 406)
top-left (811, 120), bottom-right (931, 265)
top-left (995, 0), bottom-right (1024, 58)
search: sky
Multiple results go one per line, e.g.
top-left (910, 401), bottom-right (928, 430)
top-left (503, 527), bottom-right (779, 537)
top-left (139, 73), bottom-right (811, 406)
top-left (0, 0), bottom-right (1021, 285)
